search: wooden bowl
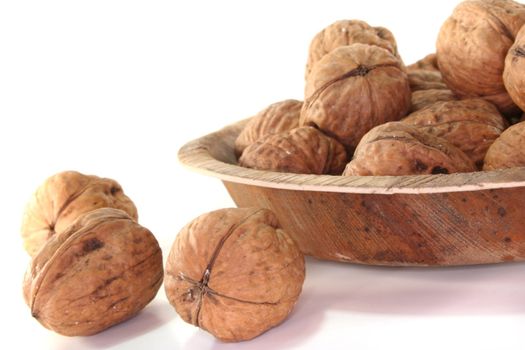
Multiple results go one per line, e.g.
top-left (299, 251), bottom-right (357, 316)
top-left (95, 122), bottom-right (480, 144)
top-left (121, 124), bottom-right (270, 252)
top-left (178, 119), bottom-right (525, 266)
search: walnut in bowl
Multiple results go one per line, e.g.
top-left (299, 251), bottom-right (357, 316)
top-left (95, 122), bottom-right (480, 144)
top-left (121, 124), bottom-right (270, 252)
top-left (301, 43), bottom-right (411, 152)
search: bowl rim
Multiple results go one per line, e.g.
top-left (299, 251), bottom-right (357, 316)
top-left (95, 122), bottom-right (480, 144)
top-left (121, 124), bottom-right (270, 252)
top-left (178, 118), bottom-right (525, 195)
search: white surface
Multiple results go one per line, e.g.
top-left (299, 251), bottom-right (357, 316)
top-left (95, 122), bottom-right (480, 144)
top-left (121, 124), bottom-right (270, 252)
top-left (2, 0), bottom-right (525, 349)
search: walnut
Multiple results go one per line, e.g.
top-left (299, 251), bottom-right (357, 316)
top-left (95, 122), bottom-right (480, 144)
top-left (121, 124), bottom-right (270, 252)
top-left (403, 99), bottom-right (507, 168)
top-left (410, 89), bottom-right (457, 112)
top-left (20, 171), bottom-right (138, 257)
top-left (436, 0), bottom-right (525, 115)
top-left (305, 20), bottom-right (400, 80)
top-left (407, 53), bottom-right (439, 71)
top-left (343, 121), bottom-right (476, 176)
top-left (238, 126), bottom-right (347, 175)
top-left (483, 121), bottom-right (525, 170)
top-left (408, 69), bottom-right (448, 91)
top-left (23, 208), bottom-right (163, 336)
top-left (301, 44), bottom-right (411, 152)
top-left (504, 25), bottom-right (525, 112)
top-left (164, 207), bottom-right (305, 342)
top-left (234, 99), bottom-right (302, 157)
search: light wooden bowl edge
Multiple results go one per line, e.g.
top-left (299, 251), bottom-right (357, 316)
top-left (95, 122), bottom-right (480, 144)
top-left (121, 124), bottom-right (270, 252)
top-left (178, 119), bottom-right (525, 195)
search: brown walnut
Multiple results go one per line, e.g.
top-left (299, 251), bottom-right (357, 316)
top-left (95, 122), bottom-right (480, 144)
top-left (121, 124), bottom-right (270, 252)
top-left (21, 171), bottom-right (138, 256)
top-left (403, 99), bottom-right (507, 168)
top-left (23, 208), bottom-right (163, 336)
top-left (301, 43), bottom-right (411, 152)
top-left (234, 99), bottom-right (302, 157)
top-left (407, 53), bottom-right (439, 71)
top-left (408, 69), bottom-right (448, 92)
top-left (410, 89), bottom-right (457, 112)
top-left (238, 126), bottom-right (347, 175)
top-left (343, 122), bottom-right (476, 176)
top-left (484, 121), bottom-right (525, 170)
top-left (305, 19), bottom-right (400, 80)
top-left (164, 207), bottom-right (305, 342)
top-left (504, 25), bottom-right (525, 112)
top-left (436, 0), bottom-right (525, 115)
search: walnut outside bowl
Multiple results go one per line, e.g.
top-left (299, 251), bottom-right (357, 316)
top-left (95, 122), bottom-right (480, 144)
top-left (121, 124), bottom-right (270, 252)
top-left (178, 118), bottom-right (525, 267)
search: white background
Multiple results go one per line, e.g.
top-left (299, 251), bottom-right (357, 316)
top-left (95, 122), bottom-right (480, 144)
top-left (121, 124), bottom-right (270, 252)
top-left (2, 0), bottom-right (525, 349)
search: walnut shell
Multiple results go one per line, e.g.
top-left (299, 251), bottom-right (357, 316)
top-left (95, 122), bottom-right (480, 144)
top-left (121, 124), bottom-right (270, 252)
top-left (164, 207), bottom-right (305, 342)
top-left (408, 69), bottom-right (448, 92)
top-left (21, 171), bottom-right (138, 257)
top-left (343, 121), bottom-right (476, 176)
top-left (23, 208), bottom-right (163, 336)
top-left (483, 121), bottom-right (525, 170)
top-left (305, 20), bottom-right (400, 80)
top-left (410, 89), bottom-right (457, 112)
top-left (234, 99), bottom-right (302, 157)
top-left (238, 126), bottom-right (347, 175)
top-left (403, 99), bottom-right (507, 168)
top-left (436, 0), bottom-right (525, 114)
top-left (301, 43), bottom-right (411, 152)
top-left (407, 53), bottom-right (439, 71)
top-left (504, 25), bottom-right (525, 112)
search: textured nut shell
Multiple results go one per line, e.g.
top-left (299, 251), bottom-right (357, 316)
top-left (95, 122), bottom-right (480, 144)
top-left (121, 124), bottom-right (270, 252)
top-left (305, 20), bottom-right (400, 79)
top-left (436, 0), bottom-right (525, 114)
top-left (234, 99), bottom-right (302, 157)
top-left (238, 127), bottom-right (347, 175)
top-left (21, 171), bottom-right (138, 257)
top-left (504, 25), bottom-right (525, 111)
top-left (484, 121), bottom-right (525, 170)
top-left (407, 53), bottom-right (439, 71)
top-left (301, 44), bottom-right (411, 151)
top-left (164, 208), bottom-right (305, 342)
top-left (23, 208), bottom-right (163, 336)
top-left (343, 122), bottom-right (476, 176)
top-left (408, 69), bottom-right (448, 91)
top-left (410, 89), bottom-right (457, 112)
top-left (403, 99), bottom-right (507, 168)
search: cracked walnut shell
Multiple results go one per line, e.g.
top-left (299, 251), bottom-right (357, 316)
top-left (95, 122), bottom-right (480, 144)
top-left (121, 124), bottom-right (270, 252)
top-left (238, 126), bottom-right (347, 175)
top-left (504, 25), bottom-right (525, 112)
top-left (436, 0), bottom-right (525, 114)
top-left (343, 122), bottom-right (476, 176)
top-left (305, 19), bottom-right (400, 79)
top-left (23, 208), bottom-right (163, 336)
top-left (234, 99), bottom-right (302, 157)
top-left (484, 121), bottom-right (525, 170)
top-left (164, 207), bottom-right (305, 342)
top-left (403, 99), bottom-right (507, 168)
top-left (21, 171), bottom-right (138, 257)
top-left (301, 43), bottom-right (411, 152)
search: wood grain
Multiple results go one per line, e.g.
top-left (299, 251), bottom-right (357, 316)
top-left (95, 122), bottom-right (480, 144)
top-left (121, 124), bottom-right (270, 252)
top-left (178, 118), bottom-right (525, 266)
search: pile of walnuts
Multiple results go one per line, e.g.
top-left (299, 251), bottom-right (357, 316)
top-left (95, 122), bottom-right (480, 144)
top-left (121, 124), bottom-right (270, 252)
top-left (236, 0), bottom-right (525, 177)
top-left (20, 171), bottom-right (304, 342)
